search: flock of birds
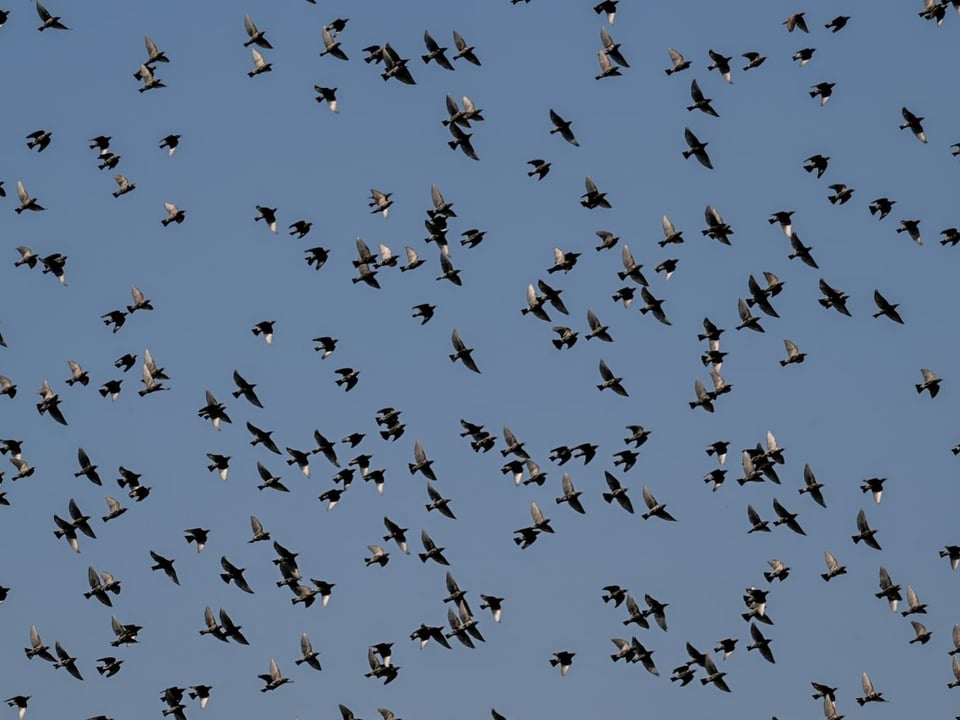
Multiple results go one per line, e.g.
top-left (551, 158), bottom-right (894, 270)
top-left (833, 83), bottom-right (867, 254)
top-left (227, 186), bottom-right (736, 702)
top-left (1, 1), bottom-right (960, 719)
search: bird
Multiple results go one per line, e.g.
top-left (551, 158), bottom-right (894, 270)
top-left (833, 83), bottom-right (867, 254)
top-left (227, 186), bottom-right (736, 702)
top-left (368, 189), bottom-right (393, 218)
top-left (820, 550), bottom-right (847, 582)
top-left (602, 471), bottom-right (634, 513)
top-left (452, 29), bottom-right (481, 65)
top-left (707, 49), bottom-right (733, 83)
top-left (687, 79), bottom-right (718, 117)
top-left (869, 197), bottom-right (896, 219)
top-left (896, 219), bottom-right (923, 245)
top-left (555, 473), bottom-right (586, 514)
top-left (772, 498), bottom-right (805, 535)
top-left (682, 128), bottom-right (713, 168)
top-left (5, 697), bottom-right (28, 720)
top-left (159, 134), bottom-right (180, 156)
top-left (780, 339), bottom-right (806, 366)
top-left (641, 486), bottom-right (675, 521)
top-left (320, 26), bottom-right (348, 60)
top-left (161, 202), bottom-right (185, 226)
top-left (449, 329), bottom-right (480, 373)
top-left (548, 109), bottom-right (579, 146)
top-left (665, 48), bottom-right (691, 75)
top-left (784, 12), bottom-right (809, 32)
top-left (527, 159), bottom-right (551, 180)
top-left (296, 633), bottom-right (322, 670)
top-left (581, 176), bottom-right (610, 209)
top-left (258, 658), bottom-right (292, 693)
top-left (798, 464), bottom-right (827, 507)
top-left (184, 528), bottom-right (209, 553)
top-left (594, 0), bottom-right (618, 23)
top-left (549, 651), bottom-right (575, 676)
top-left (422, 30), bottom-right (453, 70)
top-left (419, 528), bottom-right (450, 565)
top-left (900, 107), bottom-right (927, 143)
top-left (149, 551), bottom-right (180, 585)
top-left (600, 26), bottom-right (629, 67)
top-left (903, 585), bottom-right (928, 616)
top-left (15, 181), bottom-right (44, 214)
top-left (703, 205), bottom-right (733, 244)
top-left (35, 0), bottom-right (68, 31)
top-left (742, 51), bottom-right (766, 70)
top-left (248, 49), bottom-right (272, 77)
top-left (314, 86), bottom-right (337, 113)
top-left (26, 129), bottom-right (52, 152)
top-left (137, 63), bottom-right (165, 92)
top-left (872, 290), bottom-right (904, 323)
top-left (243, 14), bottom-right (272, 48)
top-left (701, 655), bottom-right (731, 692)
top-left (747, 504), bottom-right (770, 533)
top-left (595, 50), bottom-right (621, 80)
top-left (793, 47), bottom-right (816, 66)
top-left (810, 82), bottom-right (836, 106)
top-left (247, 421), bottom-right (281, 453)
top-left (53, 642), bottom-right (82, 680)
top-left (747, 624), bottom-right (775, 663)
top-left (818, 279), bottom-right (852, 316)
top-left (857, 672), bottom-right (886, 705)
top-left (232, 370), bottom-right (264, 408)
top-left (852, 508), bottom-right (882, 549)
top-left (803, 154), bottom-right (830, 177)
top-left (251, 320), bottom-right (275, 344)
top-left (916, 368), bottom-right (942, 397)
top-left (639, 287), bottom-right (671, 325)
top-left (825, 15), bottom-right (851, 32)
top-left (597, 360), bottom-right (628, 396)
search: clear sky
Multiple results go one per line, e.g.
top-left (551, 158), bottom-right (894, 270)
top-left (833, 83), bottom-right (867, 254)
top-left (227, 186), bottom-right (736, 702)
top-left (1, 1), bottom-right (959, 719)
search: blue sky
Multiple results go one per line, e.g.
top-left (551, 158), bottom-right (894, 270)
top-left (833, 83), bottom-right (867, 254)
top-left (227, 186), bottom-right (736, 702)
top-left (1, 1), bottom-right (959, 718)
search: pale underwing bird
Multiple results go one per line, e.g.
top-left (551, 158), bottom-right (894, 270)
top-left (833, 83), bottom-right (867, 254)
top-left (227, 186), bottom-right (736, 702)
top-left (784, 12), bottom-right (809, 32)
top-left (780, 339), bottom-right (806, 366)
top-left (138, 63), bottom-right (165, 92)
top-left (243, 14), bottom-right (272, 48)
top-left (248, 49), bottom-right (272, 77)
top-left (452, 29), bottom-right (480, 65)
top-left (665, 47), bottom-right (691, 75)
top-left (161, 202), bottom-right (184, 226)
top-left (15, 181), bottom-right (45, 214)
top-left (701, 655), bottom-right (730, 692)
top-left (369, 189), bottom-right (393, 218)
top-left (857, 672), bottom-right (886, 705)
top-left (556, 473), bottom-right (586, 514)
top-left (595, 50), bottom-right (621, 80)
top-left (321, 26), bottom-right (348, 60)
top-left (916, 368), bottom-right (942, 397)
top-left (297, 633), bottom-right (322, 670)
top-left (258, 658), bottom-right (291, 692)
top-left (903, 585), bottom-right (928, 616)
top-left (641, 486), bottom-right (675, 521)
top-left (581, 176), bottom-right (610, 208)
top-left (600, 26), bottom-right (629, 67)
top-left (821, 550), bottom-right (847, 581)
top-left (618, 245), bottom-right (648, 284)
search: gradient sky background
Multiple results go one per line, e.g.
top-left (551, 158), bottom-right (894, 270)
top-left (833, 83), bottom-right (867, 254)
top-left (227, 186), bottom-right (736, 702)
top-left (1, 1), bottom-right (959, 718)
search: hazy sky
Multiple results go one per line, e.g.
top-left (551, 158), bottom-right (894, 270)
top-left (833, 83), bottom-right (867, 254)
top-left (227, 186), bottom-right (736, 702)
top-left (1, 2), bottom-right (959, 719)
